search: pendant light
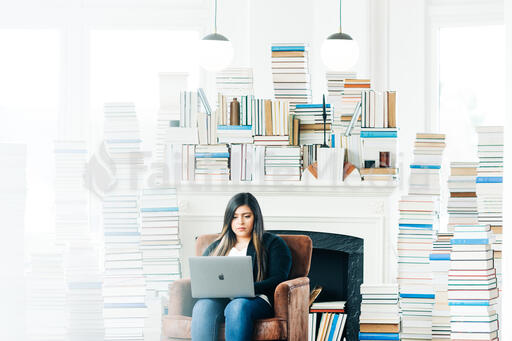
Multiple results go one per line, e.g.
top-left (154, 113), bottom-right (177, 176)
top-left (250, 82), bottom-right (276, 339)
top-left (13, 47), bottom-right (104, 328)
top-left (321, 0), bottom-right (359, 71)
top-left (198, 0), bottom-right (234, 72)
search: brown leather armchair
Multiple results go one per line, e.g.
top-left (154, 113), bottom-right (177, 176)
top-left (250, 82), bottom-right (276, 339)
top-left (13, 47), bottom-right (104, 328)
top-left (162, 233), bottom-right (313, 340)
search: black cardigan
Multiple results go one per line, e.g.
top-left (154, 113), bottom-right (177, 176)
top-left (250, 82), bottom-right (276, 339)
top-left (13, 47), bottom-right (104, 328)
top-left (202, 232), bottom-right (292, 306)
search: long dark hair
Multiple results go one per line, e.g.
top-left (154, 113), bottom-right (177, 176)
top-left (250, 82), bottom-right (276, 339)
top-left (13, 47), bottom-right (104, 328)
top-left (211, 192), bottom-right (267, 281)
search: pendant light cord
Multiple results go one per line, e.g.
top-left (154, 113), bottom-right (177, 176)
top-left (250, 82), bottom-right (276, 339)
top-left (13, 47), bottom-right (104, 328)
top-left (339, 0), bottom-right (342, 33)
top-left (214, 0), bottom-right (218, 33)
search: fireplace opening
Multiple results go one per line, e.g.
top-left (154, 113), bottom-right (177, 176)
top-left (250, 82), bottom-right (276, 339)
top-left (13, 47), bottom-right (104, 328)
top-left (309, 248), bottom-right (348, 302)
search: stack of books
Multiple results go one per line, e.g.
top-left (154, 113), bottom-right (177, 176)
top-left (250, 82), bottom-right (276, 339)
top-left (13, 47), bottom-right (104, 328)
top-left (475, 126), bottom-right (503, 303)
top-left (194, 145), bottom-right (230, 182)
top-left (217, 125), bottom-right (254, 144)
top-left (308, 301), bottom-right (346, 341)
top-left (359, 284), bottom-right (400, 341)
top-left (264, 146), bottom-right (302, 181)
top-left (409, 133), bottom-right (446, 196)
top-left (448, 224), bottom-right (499, 340)
top-left (140, 188), bottom-right (181, 297)
top-left (26, 242), bottom-right (68, 341)
top-left (325, 72), bottom-right (358, 134)
top-left (334, 78), bottom-right (370, 133)
top-left (293, 104), bottom-right (333, 145)
top-left (103, 103), bottom-right (147, 341)
top-left (430, 232), bottom-right (453, 340)
top-left (216, 67), bottom-right (254, 121)
top-left (447, 162), bottom-right (478, 232)
top-left (54, 141), bottom-right (104, 340)
top-left (103, 102), bottom-right (144, 189)
top-left (271, 43), bottom-right (312, 107)
top-left (360, 90), bottom-right (397, 129)
top-left (398, 195), bottom-right (438, 341)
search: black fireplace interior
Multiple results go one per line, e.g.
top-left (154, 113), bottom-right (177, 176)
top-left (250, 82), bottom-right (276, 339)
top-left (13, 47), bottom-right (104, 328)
top-left (308, 248), bottom-right (348, 302)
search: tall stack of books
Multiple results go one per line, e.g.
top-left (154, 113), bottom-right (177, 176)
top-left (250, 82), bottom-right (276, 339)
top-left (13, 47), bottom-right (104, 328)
top-left (264, 146), bottom-right (302, 181)
top-left (448, 224), bottom-right (499, 340)
top-left (325, 72), bottom-right (357, 134)
top-left (194, 145), bottom-right (230, 182)
top-left (103, 102), bottom-right (144, 189)
top-left (0, 144), bottom-right (26, 338)
top-left (216, 67), bottom-right (254, 121)
top-left (140, 188), bottom-right (181, 297)
top-left (293, 104), bottom-right (333, 145)
top-left (409, 133), bottom-right (446, 196)
top-left (333, 78), bottom-right (370, 133)
top-left (430, 232), bottom-right (453, 340)
top-left (308, 301), bottom-right (346, 341)
top-left (271, 43), bottom-right (312, 107)
top-left (65, 242), bottom-right (104, 341)
top-left (475, 126), bottom-right (503, 304)
top-left (397, 195), bottom-right (438, 341)
top-left (103, 103), bottom-right (146, 341)
top-left (54, 140), bottom-right (104, 340)
top-left (359, 284), bottom-right (400, 341)
top-left (26, 242), bottom-right (68, 341)
top-left (447, 162), bottom-right (478, 232)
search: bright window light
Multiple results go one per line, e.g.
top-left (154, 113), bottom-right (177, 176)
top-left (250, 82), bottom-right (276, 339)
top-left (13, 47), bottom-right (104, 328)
top-left (90, 30), bottom-right (200, 150)
top-left (439, 25), bottom-right (505, 162)
top-left (0, 29), bottom-right (60, 236)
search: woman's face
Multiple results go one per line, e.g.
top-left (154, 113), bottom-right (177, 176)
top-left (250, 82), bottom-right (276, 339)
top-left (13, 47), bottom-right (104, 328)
top-left (231, 205), bottom-right (254, 240)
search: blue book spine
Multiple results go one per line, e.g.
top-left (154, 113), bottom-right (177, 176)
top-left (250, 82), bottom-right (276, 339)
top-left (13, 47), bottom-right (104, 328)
top-left (399, 293), bottom-right (435, 299)
top-left (410, 164), bottom-right (441, 169)
top-left (451, 239), bottom-right (490, 245)
top-left (331, 133), bottom-right (335, 148)
top-left (360, 131), bottom-right (398, 138)
top-left (476, 177), bottom-right (503, 183)
top-left (327, 314), bottom-right (339, 341)
top-left (359, 333), bottom-right (400, 340)
top-left (399, 223), bottom-right (433, 229)
top-left (141, 207), bottom-right (178, 212)
top-left (449, 300), bottom-right (492, 306)
top-left (295, 104), bottom-right (331, 109)
top-left (271, 46), bottom-right (305, 51)
top-left (430, 254), bottom-right (450, 261)
top-left (217, 125), bottom-right (252, 130)
top-left (195, 153), bottom-right (230, 158)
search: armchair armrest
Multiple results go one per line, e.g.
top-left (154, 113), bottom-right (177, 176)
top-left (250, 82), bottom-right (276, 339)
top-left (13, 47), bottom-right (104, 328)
top-left (168, 279), bottom-right (196, 317)
top-left (273, 277), bottom-right (310, 341)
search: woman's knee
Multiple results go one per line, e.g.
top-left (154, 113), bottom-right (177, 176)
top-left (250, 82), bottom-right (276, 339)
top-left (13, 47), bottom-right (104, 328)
top-left (224, 298), bottom-right (252, 320)
top-left (193, 298), bottom-right (221, 316)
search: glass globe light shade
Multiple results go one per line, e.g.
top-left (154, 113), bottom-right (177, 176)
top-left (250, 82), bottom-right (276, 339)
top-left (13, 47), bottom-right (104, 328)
top-left (321, 33), bottom-right (359, 71)
top-left (198, 33), bottom-right (234, 72)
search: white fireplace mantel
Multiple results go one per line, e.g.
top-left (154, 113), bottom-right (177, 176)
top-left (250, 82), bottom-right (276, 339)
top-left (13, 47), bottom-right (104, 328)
top-left (177, 183), bottom-right (399, 284)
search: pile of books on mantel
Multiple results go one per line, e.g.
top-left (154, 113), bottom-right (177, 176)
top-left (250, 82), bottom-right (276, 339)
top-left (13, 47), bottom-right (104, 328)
top-left (308, 301), bottom-right (346, 341)
top-left (271, 43), bottom-right (312, 107)
top-left (359, 284), bottom-right (400, 341)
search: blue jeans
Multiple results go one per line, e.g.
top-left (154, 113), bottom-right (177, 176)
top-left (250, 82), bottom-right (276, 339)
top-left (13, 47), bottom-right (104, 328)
top-left (191, 297), bottom-right (274, 341)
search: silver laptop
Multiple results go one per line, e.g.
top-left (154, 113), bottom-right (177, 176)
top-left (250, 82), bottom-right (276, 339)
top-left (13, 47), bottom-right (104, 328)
top-left (189, 256), bottom-right (255, 298)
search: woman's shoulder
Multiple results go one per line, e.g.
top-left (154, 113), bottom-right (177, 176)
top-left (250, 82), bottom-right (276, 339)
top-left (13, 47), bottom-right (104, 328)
top-left (262, 232), bottom-right (289, 249)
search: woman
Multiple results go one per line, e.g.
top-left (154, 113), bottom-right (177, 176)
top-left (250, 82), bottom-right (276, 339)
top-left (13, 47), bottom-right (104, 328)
top-left (191, 192), bottom-right (292, 341)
